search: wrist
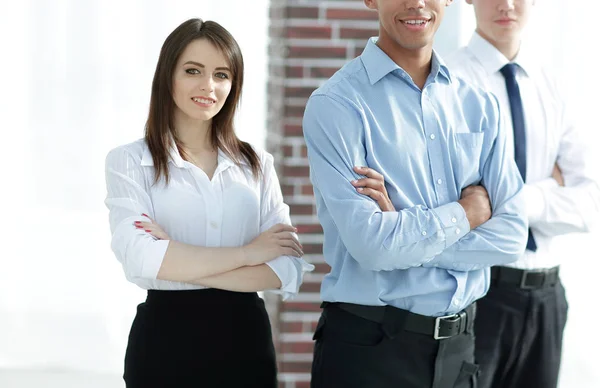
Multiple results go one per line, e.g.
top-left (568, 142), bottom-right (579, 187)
top-left (457, 199), bottom-right (476, 230)
top-left (235, 246), bottom-right (249, 267)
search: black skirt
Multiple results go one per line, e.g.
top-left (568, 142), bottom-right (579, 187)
top-left (123, 288), bottom-right (278, 388)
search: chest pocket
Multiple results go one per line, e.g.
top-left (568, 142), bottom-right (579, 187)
top-left (454, 132), bottom-right (484, 187)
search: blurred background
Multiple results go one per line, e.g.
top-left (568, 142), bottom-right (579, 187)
top-left (0, 0), bottom-right (597, 387)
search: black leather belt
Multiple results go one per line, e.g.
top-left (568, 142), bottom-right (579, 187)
top-left (491, 266), bottom-right (560, 289)
top-left (322, 302), bottom-right (476, 340)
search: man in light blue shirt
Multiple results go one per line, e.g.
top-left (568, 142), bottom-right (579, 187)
top-left (302, 1), bottom-right (528, 387)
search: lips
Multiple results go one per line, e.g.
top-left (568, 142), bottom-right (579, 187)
top-left (401, 19), bottom-right (430, 25)
top-left (191, 96), bottom-right (216, 104)
top-left (495, 18), bottom-right (516, 25)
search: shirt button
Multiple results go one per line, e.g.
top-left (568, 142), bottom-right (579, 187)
top-left (455, 228), bottom-right (461, 235)
top-left (210, 221), bottom-right (219, 229)
top-left (437, 179), bottom-right (442, 185)
top-left (451, 217), bottom-right (457, 223)
top-left (422, 231), bottom-right (427, 236)
top-left (430, 134), bottom-right (436, 140)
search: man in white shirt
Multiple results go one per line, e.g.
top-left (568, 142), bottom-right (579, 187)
top-left (444, 1), bottom-right (600, 387)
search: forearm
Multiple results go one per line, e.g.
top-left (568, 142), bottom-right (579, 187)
top-left (424, 225), bottom-right (524, 271)
top-left (157, 241), bottom-right (247, 283)
top-left (189, 264), bottom-right (282, 292)
top-left (425, 195), bottom-right (527, 271)
top-left (326, 201), bottom-right (468, 271)
top-left (525, 179), bottom-right (600, 235)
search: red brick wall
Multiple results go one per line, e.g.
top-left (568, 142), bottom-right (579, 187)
top-left (266, 1), bottom-right (379, 387)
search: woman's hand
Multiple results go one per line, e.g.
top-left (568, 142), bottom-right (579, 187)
top-left (243, 224), bottom-right (303, 266)
top-left (134, 213), bottom-right (170, 240)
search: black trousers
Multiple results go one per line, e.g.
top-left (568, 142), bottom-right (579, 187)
top-left (475, 279), bottom-right (569, 388)
top-left (123, 288), bottom-right (277, 388)
top-left (310, 304), bottom-right (479, 388)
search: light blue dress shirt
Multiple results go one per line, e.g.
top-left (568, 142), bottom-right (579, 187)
top-left (302, 38), bottom-right (528, 316)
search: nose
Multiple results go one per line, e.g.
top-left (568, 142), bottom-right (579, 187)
top-left (405, 0), bottom-right (425, 10)
top-left (498, 0), bottom-right (516, 12)
top-left (199, 75), bottom-right (214, 92)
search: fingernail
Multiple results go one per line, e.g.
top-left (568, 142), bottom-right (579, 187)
top-left (351, 180), bottom-right (357, 184)
top-left (134, 221), bottom-right (141, 224)
top-left (145, 230), bottom-right (151, 232)
top-left (135, 225), bottom-right (143, 229)
top-left (357, 188), bottom-right (363, 192)
top-left (142, 213), bottom-right (149, 217)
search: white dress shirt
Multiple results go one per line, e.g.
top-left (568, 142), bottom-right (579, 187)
top-left (105, 139), bottom-right (314, 299)
top-left (446, 32), bottom-right (600, 269)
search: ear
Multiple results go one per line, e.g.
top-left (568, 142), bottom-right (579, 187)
top-left (364, 0), bottom-right (378, 11)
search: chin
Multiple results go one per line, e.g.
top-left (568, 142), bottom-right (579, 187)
top-left (186, 108), bottom-right (217, 121)
top-left (397, 39), bottom-right (431, 51)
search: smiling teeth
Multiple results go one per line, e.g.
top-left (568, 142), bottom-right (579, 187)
top-left (192, 97), bottom-right (214, 104)
top-left (404, 20), bottom-right (427, 25)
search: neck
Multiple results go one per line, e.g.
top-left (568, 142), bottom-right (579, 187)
top-left (376, 34), bottom-right (433, 90)
top-left (476, 28), bottom-right (521, 61)
top-left (173, 109), bottom-right (213, 152)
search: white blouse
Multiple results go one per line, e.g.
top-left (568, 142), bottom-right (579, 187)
top-left (105, 139), bottom-right (313, 299)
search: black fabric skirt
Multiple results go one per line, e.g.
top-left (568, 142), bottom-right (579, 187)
top-left (123, 288), bottom-right (278, 388)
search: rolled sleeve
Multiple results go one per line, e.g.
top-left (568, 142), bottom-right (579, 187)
top-left (259, 151), bottom-right (314, 299)
top-left (266, 256), bottom-right (314, 300)
top-left (105, 147), bottom-right (169, 281)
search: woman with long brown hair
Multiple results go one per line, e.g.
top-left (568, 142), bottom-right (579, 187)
top-left (104, 18), bottom-right (313, 387)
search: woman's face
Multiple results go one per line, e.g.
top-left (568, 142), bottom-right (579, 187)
top-left (172, 38), bottom-right (233, 124)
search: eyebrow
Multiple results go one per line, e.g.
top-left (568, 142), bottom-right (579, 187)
top-left (183, 61), bottom-right (231, 72)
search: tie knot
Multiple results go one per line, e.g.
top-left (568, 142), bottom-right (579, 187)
top-left (500, 63), bottom-right (519, 80)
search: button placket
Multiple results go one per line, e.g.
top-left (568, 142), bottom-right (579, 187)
top-left (205, 175), bottom-right (223, 247)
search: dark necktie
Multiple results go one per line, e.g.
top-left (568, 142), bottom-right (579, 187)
top-left (500, 63), bottom-right (537, 252)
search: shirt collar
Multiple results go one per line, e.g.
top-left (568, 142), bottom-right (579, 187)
top-left (467, 31), bottom-right (534, 77)
top-left (361, 37), bottom-right (452, 85)
top-left (140, 136), bottom-right (186, 168)
top-left (140, 135), bottom-right (241, 170)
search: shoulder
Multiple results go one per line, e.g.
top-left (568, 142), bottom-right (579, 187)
top-left (249, 145), bottom-right (275, 170)
top-left (445, 47), bottom-right (475, 71)
top-left (303, 59), bottom-right (366, 129)
top-left (105, 138), bottom-right (147, 166)
top-left (310, 57), bottom-right (367, 101)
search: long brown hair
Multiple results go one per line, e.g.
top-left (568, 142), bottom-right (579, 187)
top-left (145, 18), bottom-right (261, 184)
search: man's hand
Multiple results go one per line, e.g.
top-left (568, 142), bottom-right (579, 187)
top-left (351, 166), bottom-right (396, 212)
top-left (458, 186), bottom-right (492, 230)
top-left (552, 163), bottom-right (565, 187)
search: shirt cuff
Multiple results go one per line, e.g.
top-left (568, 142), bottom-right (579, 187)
top-left (265, 256), bottom-right (315, 300)
top-left (140, 239), bottom-right (170, 279)
top-left (431, 202), bottom-right (470, 248)
top-left (523, 178), bottom-right (557, 224)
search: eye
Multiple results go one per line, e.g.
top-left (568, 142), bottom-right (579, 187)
top-left (215, 72), bottom-right (230, 80)
top-left (185, 68), bottom-right (200, 75)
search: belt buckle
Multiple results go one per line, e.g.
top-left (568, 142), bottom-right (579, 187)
top-left (520, 269), bottom-right (543, 289)
top-left (433, 313), bottom-right (460, 340)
